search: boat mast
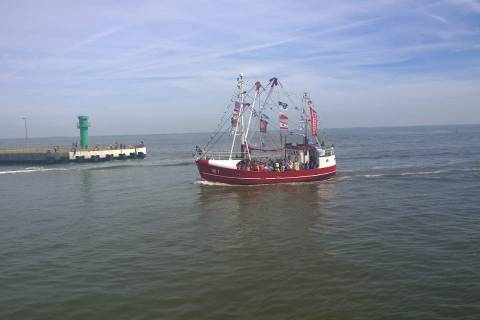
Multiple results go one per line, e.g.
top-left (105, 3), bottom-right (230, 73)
top-left (303, 92), bottom-right (309, 146)
top-left (244, 86), bottom-right (260, 160)
top-left (305, 92), bottom-right (321, 146)
top-left (229, 74), bottom-right (244, 160)
top-left (240, 77), bottom-right (246, 151)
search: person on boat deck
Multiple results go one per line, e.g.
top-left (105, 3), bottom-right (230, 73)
top-left (240, 144), bottom-right (246, 158)
top-left (287, 160), bottom-right (293, 170)
top-left (308, 156), bottom-right (315, 169)
top-left (265, 162), bottom-right (272, 171)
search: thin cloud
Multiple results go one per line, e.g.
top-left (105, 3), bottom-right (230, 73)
top-left (423, 11), bottom-right (449, 23)
top-left (1, 0), bottom-right (479, 136)
top-left (63, 26), bottom-right (124, 53)
top-left (445, 0), bottom-right (480, 12)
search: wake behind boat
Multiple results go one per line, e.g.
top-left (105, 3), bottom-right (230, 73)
top-left (194, 74), bottom-right (336, 185)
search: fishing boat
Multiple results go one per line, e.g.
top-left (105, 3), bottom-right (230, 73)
top-left (194, 74), bottom-right (336, 185)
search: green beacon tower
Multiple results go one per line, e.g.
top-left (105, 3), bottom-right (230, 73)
top-left (77, 116), bottom-right (90, 149)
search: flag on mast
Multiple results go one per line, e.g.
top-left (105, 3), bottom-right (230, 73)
top-left (231, 113), bottom-right (239, 127)
top-left (309, 106), bottom-right (318, 136)
top-left (279, 113), bottom-right (288, 121)
top-left (260, 119), bottom-right (268, 133)
top-left (231, 101), bottom-right (242, 127)
top-left (234, 101), bottom-right (241, 113)
top-left (260, 114), bottom-right (269, 133)
top-left (279, 112), bottom-right (288, 130)
top-left (278, 101), bottom-right (288, 110)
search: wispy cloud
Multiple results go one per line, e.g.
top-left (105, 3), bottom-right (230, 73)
top-left (423, 11), bottom-right (449, 23)
top-left (63, 26), bottom-right (125, 53)
top-left (445, 0), bottom-right (480, 12)
top-left (0, 0), bottom-right (479, 136)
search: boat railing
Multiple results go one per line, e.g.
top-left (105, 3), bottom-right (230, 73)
top-left (198, 146), bottom-right (335, 160)
top-left (319, 147), bottom-right (335, 157)
top-left (198, 152), bottom-right (284, 161)
top-left (199, 151), bottom-right (243, 160)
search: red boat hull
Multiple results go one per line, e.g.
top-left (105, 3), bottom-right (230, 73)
top-left (196, 159), bottom-right (336, 185)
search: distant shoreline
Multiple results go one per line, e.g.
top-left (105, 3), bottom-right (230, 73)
top-left (0, 123), bottom-right (478, 140)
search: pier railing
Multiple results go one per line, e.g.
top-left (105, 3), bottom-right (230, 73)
top-left (0, 147), bottom-right (70, 154)
top-left (0, 145), bottom-right (146, 154)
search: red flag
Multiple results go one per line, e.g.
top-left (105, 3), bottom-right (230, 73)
top-left (231, 113), bottom-right (239, 127)
top-left (309, 106), bottom-right (318, 136)
top-left (279, 112), bottom-right (288, 130)
top-left (278, 112), bottom-right (288, 121)
top-left (260, 119), bottom-right (268, 133)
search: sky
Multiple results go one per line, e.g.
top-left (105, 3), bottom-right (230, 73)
top-left (0, 0), bottom-right (479, 138)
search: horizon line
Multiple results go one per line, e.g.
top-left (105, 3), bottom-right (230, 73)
top-left (0, 122), bottom-right (478, 141)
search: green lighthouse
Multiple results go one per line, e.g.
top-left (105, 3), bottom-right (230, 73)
top-left (77, 115), bottom-right (90, 149)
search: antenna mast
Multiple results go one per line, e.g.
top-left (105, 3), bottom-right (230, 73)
top-left (229, 73), bottom-right (245, 159)
top-left (303, 93), bottom-right (309, 145)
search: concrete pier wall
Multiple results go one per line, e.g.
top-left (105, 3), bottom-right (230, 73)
top-left (70, 147), bottom-right (146, 161)
top-left (0, 146), bottom-right (146, 164)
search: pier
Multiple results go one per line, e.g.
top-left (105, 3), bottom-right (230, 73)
top-left (0, 115), bottom-right (146, 164)
top-left (0, 146), bottom-right (146, 164)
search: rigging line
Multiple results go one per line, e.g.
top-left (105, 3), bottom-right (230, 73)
top-left (239, 82), bottom-right (256, 102)
top-left (203, 81), bottom-right (257, 152)
top-left (203, 128), bottom-right (226, 153)
top-left (202, 79), bottom-right (271, 154)
top-left (248, 101), bottom-right (277, 150)
top-left (257, 83), bottom-right (275, 119)
top-left (205, 94), bottom-right (254, 154)
top-left (243, 82), bottom-right (266, 103)
top-left (205, 107), bottom-right (243, 153)
top-left (203, 100), bottom-right (240, 152)
top-left (205, 109), bottom-right (239, 152)
top-left (278, 80), bottom-right (301, 111)
top-left (204, 127), bottom-right (229, 154)
top-left (203, 104), bottom-right (232, 151)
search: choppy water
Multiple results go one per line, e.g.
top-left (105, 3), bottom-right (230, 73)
top-left (1, 125), bottom-right (479, 319)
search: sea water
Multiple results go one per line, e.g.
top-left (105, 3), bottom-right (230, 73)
top-left (0, 125), bottom-right (479, 319)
